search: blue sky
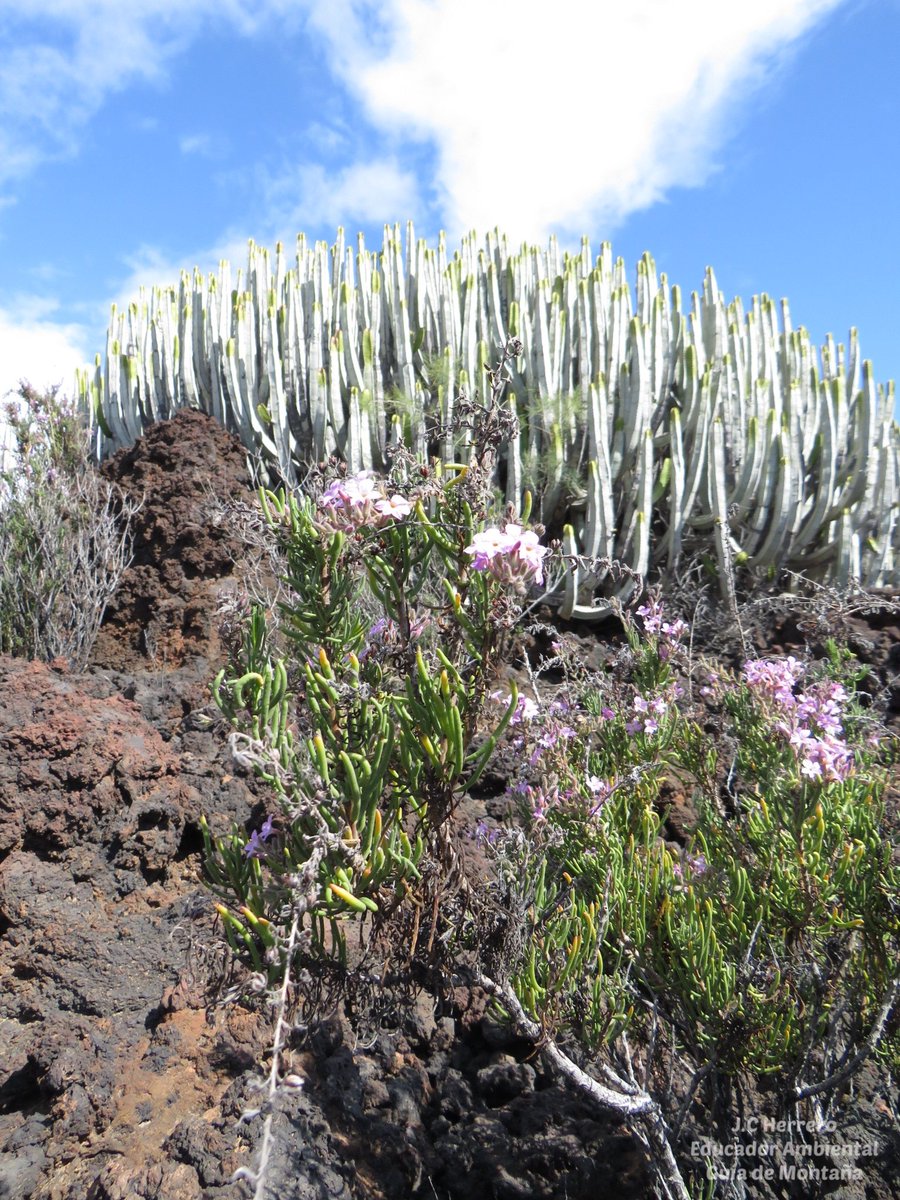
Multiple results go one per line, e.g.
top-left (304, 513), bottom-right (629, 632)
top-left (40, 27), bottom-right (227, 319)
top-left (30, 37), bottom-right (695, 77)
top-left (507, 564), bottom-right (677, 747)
top-left (0, 0), bottom-right (898, 416)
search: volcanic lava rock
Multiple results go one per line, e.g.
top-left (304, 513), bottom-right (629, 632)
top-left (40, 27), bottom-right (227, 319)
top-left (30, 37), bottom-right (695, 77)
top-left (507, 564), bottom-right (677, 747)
top-left (94, 408), bottom-right (254, 672)
top-left (0, 409), bottom-right (897, 1200)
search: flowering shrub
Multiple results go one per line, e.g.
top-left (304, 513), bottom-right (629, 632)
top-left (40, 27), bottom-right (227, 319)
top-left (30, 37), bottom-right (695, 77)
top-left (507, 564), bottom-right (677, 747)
top-left (0, 383), bottom-right (86, 493)
top-left (491, 608), bottom-right (898, 1069)
top-left (203, 346), bottom-right (899, 1200)
top-left (203, 352), bottom-right (535, 979)
top-left (468, 599), bottom-right (896, 1197)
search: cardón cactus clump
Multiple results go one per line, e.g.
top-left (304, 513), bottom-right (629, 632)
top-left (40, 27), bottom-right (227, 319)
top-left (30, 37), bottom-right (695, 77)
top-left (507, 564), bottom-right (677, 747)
top-left (78, 227), bottom-right (898, 619)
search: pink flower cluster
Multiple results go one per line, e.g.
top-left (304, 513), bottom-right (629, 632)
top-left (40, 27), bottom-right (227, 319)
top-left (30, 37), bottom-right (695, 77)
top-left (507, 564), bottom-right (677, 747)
top-left (528, 718), bottom-right (577, 766)
top-left (741, 656), bottom-right (805, 707)
top-left (741, 658), bottom-right (854, 783)
top-left (698, 669), bottom-right (721, 699)
top-left (464, 523), bottom-right (548, 589)
top-left (492, 694), bottom-right (604, 824)
top-left (602, 681), bottom-right (683, 737)
top-left (672, 852), bottom-right (708, 885)
top-left (636, 597), bottom-right (689, 655)
top-left (516, 781), bottom-right (560, 822)
top-left (625, 691), bottom-right (673, 737)
top-left (317, 470), bottom-right (413, 532)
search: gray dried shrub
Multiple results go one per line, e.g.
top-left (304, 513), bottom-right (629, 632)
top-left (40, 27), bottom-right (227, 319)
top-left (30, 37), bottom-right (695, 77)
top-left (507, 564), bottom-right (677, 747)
top-left (0, 383), bottom-right (139, 671)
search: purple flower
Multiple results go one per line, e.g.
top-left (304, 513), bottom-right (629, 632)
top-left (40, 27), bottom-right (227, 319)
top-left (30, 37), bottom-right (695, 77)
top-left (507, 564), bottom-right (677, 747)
top-left (586, 774), bottom-right (613, 816)
top-left (795, 680), bottom-right (848, 738)
top-left (743, 658), bottom-right (856, 783)
top-left (358, 612), bottom-right (425, 661)
top-left (528, 784), bottom-right (558, 821)
top-left (472, 820), bottom-right (499, 845)
top-left (699, 671), bottom-right (721, 699)
top-left (491, 691), bottom-right (539, 724)
top-left (662, 618), bottom-right (688, 641)
top-left (527, 720), bottom-right (576, 765)
top-left (636, 599), bottom-right (688, 645)
top-left (465, 527), bottom-right (513, 570)
top-left (673, 853), bottom-right (708, 887)
top-left (243, 814), bottom-right (275, 859)
top-left (686, 853), bottom-right (708, 877)
top-left (796, 735), bottom-right (853, 783)
top-left (628, 691), bottom-right (668, 736)
top-left (636, 600), bottom-right (663, 635)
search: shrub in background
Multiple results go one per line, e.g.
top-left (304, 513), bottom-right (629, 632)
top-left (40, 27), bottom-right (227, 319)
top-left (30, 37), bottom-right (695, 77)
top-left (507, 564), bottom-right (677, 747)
top-left (0, 382), bottom-right (138, 671)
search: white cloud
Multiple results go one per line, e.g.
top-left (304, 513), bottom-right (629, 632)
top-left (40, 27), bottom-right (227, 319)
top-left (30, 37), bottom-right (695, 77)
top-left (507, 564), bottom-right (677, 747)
top-left (178, 132), bottom-right (228, 157)
top-left (179, 133), bottom-right (212, 156)
top-left (112, 239), bottom-right (249, 306)
top-left (0, 298), bottom-right (89, 402)
top-left (0, 0), bottom-right (853, 406)
top-left (0, 0), bottom-right (848, 237)
top-left (0, 12), bottom-right (168, 184)
top-left (263, 159), bottom-right (422, 231)
top-left (306, 0), bottom-right (846, 240)
top-left (103, 156), bottom-right (419, 322)
top-left (303, 120), bottom-right (352, 156)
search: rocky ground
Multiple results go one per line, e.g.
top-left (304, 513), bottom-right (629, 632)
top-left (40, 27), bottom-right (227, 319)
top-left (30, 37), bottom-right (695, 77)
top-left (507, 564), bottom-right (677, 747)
top-left (0, 410), bottom-right (898, 1199)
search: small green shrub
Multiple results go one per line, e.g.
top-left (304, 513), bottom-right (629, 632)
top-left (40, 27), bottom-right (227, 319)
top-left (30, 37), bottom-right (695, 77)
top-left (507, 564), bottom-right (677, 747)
top-left (493, 601), bottom-right (899, 1077)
